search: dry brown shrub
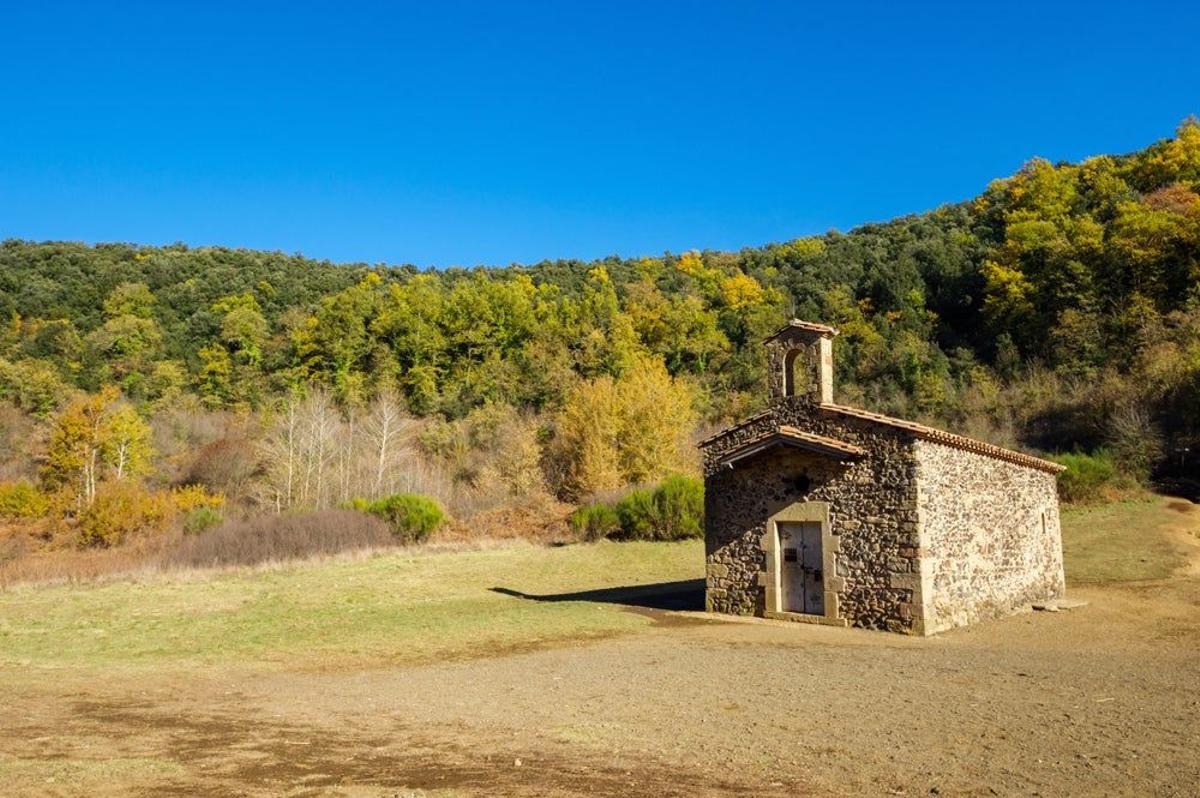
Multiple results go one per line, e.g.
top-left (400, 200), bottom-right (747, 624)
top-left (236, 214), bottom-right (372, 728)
top-left (150, 404), bottom-right (255, 484)
top-left (415, 404), bottom-right (551, 520)
top-left (161, 509), bottom-right (396, 570)
top-left (0, 530), bottom-right (175, 588)
top-left (435, 493), bottom-right (576, 545)
top-left (0, 530), bottom-right (29, 565)
top-left (1144, 183), bottom-right (1200, 214)
top-left (184, 437), bottom-right (259, 495)
top-left (0, 403), bottom-right (39, 482)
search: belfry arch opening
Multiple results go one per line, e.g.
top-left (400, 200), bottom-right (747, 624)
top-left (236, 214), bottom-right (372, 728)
top-left (764, 320), bottom-right (838, 405)
top-left (783, 347), bottom-right (809, 398)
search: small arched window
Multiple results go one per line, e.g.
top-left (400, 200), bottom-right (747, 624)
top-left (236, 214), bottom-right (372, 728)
top-left (783, 348), bottom-right (809, 397)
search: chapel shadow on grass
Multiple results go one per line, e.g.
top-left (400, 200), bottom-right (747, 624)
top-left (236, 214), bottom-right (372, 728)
top-left (490, 579), bottom-right (706, 612)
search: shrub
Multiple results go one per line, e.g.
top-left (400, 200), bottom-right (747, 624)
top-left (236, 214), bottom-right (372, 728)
top-left (0, 404), bottom-right (39, 483)
top-left (184, 437), bottom-right (258, 495)
top-left (172, 484), bottom-right (226, 513)
top-left (575, 475), bottom-right (705, 542)
top-left (183, 505), bottom-right (223, 535)
top-left (0, 533), bottom-right (28, 564)
top-left (613, 475), bottom-right (704, 541)
top-left (612, 487), bottom-right (655, 539)
top-left (349, 493), bottom-right (444, 543)
top-left (569, 502), bottom-right (621, 541)
top-left (1051, 450), bottom-right (1120, 503)
top-left (163, 509), bottom-right (394, 570)
top-left (76, 483), bottom-right (174, 547)
top-left (1106, 405), bottom-right (1164, 483)
top-left (0, 480), bottom-right (51, 519)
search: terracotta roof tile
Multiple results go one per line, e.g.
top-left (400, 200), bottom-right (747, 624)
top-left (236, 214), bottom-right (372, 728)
top-left (819, 403), bottom-right (1065, 474)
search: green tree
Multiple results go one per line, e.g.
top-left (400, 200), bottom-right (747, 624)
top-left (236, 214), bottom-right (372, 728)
top-left (86, 282), bottom-right (165, 393)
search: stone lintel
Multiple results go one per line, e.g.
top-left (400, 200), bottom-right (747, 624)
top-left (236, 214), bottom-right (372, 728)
top-left (889, 572), bottom-right (922, 591)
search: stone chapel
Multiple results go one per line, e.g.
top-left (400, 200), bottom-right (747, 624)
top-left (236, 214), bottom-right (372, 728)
top-left (699, 320), bottom-right (1066, 635)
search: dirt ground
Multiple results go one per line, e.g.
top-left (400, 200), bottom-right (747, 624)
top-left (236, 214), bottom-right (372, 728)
top-left (3, 514), bottom-right (1200, 796)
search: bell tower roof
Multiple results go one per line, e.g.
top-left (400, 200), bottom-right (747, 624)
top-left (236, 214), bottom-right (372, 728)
top-left (763, 320), bottom-right (839, 342)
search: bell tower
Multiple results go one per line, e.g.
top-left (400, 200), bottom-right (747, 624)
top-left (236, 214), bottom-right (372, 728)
top-left (764, 320), bottom-right (837, 405)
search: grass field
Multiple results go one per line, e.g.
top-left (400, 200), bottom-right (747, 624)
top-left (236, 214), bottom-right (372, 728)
top-left (0, 498), bottom-right (1196, 677)
top-left (1061, 496), bottom-right (1199, 583)
top-left (0, 540), bottom-right (701, 674)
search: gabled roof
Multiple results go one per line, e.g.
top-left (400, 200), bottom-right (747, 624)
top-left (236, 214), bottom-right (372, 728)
top-left (699, 404), bottom-right (1065, 474)
top-left (715, 426), bottom-right (866, 469)
top-left (762, 320), bottom-right (839, 342)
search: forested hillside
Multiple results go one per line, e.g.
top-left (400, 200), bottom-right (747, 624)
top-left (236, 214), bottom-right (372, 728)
top-left (2, 120), bottom-right (1199, 578)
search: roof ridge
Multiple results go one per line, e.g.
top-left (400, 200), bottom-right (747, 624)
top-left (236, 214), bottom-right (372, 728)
top-left (819, 403), bottom-right (1064, 473)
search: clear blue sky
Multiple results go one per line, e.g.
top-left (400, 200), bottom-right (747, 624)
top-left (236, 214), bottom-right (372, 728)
top-left (2, 1), bottom-right (1197, 267)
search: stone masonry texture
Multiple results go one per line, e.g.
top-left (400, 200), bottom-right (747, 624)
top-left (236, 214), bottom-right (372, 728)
top-left (914, 439), bottom-right (1064, 634)
top-left (703, 397), bottom-right (921, 632)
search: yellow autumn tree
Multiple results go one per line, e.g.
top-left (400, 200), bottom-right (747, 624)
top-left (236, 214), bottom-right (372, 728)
top-left (720, 271), bottom-right (768, 313)
top-left (553, 355), bottom-right (697, 499)
top-left (980, 258), bottom-right (1036, 335)
top-left (41, 386), bottom-right (154, 505)
top-left (1133, 116), bottom-right (1200, 189)
top-left (674, 250), bottom-right (722, 299)
top-left (553, 375), bottom-right (623, 497)
top-left (613, 356), bottom-right (697, 485)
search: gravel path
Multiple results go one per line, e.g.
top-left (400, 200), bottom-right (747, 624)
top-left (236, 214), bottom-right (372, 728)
top-left (256, 575), bottom-right (1200, 797)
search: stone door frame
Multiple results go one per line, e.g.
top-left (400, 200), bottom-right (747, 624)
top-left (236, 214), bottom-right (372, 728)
top-left (760, 500), bottom-right (846, 626)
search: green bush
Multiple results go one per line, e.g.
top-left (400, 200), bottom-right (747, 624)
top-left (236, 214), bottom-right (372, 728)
top-left (568, 502), bottom-right (621, 541)
top-left (612, 487), bottom-right (656, 539)
top-left (0, 480), bottom-right (51, 519)
top-left (349, 493), bottom-right (444, 543)
top-left (183, 505), bottom-right (223, 535)
top-left (613, 475), bottom-right (704, 541)
top-left (574, 475), bottom-right (704, 542)
top-left (1051, 450), bottom-right (1119, 503)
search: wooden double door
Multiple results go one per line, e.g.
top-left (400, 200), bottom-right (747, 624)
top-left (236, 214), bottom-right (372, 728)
top-left (778, 521), bottom-right (824, 615)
